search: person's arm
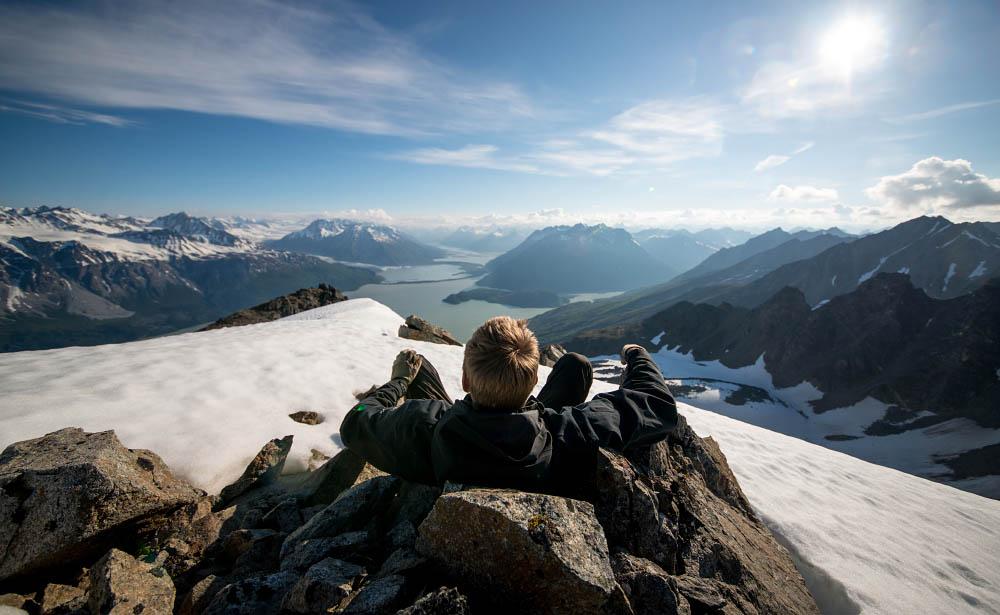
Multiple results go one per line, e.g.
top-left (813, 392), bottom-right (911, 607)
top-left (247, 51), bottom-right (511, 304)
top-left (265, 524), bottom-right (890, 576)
top-left (339, 351), bottom-right (444, 484)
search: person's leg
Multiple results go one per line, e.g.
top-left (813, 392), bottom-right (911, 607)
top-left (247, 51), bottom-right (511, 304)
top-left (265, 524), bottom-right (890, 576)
top-left (536, 352), bottom-right (593, 408)
top-left (405, 355), bottom-right (453, 402)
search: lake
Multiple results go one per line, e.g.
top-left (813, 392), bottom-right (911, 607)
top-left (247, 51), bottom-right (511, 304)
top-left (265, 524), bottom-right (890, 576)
top-left (346, 252), bottom-right (621, 342)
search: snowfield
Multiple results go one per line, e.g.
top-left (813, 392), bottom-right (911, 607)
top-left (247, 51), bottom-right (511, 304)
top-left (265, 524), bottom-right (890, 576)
top-left (1, 299), bottom-right (999, 614)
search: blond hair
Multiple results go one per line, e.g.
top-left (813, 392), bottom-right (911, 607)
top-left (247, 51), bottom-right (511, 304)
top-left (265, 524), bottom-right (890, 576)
top-left (464, 316), bottom-right (539, 409)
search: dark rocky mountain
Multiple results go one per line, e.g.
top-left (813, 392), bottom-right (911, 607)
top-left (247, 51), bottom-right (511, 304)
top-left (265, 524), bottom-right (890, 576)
top-left (200, 284), bottom-right (348, 331)
top-left (568, 273), bottom-right (1000, 429)
top-left (477, 224), bottom-right (674, 294)
top-left (0, 424), bottom-right (818, 613)
top-left (529, 232), bottom-right (850, 343)
top-left (268, 219), bottom-right (445, 266)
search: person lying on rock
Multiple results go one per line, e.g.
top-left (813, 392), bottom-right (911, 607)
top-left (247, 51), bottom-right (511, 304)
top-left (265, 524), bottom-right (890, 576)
top-left (340, 316), bottom-right (677, 493)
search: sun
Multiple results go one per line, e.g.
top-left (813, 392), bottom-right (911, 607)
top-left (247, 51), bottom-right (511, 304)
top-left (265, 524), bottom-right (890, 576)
top-left (819, 15), bottom-right (885, 79)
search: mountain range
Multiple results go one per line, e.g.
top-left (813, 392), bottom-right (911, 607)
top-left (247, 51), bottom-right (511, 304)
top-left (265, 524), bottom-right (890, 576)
top-left (530, 216), bottom-right (998, 343)
top-left (0, 207), bottom-right (379, 351)
top-left (633, 227), bottom-right (754, 272)
top-left (267, 219), bottom-right (445, 266)
top-left (477, 223), bottom-right (675, 294)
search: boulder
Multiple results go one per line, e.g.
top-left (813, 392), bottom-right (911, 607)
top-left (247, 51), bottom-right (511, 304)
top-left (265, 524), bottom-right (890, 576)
top-left (611, 553), bottom-right (690, 615)
top-left (260, 498), bottom-right (303, 534)
top-left (397, 586), bottom-right (470, 615)
top-left (88, 549), bottom-right (175, 615)
top-left (0, 428), bottom-right (202, 581)
top-left (539, 343), bottom-right (568, 367)
top-left (341, 574), bottom-right (411, 614)
top-left (283, 476), bottom-right (400, 557)
top-left (298, 448), bottom-right (386, 506)
top-left (397, 315), bottom-right (462, 346)
top-left (217, 435), bottom-right (293, 505)
top-left (280, 532), bottom-right (372, 572)
top-left (288, 411), bottom-right (323, 425)
top-left (376, 547), bottom-right (426, 577)
top-left (282, 558), bottom-right (365, 613)
top-left (416, 489), bottom-right (621, 614)
top-left (230, 530), bottom-right (285, 576)
top-left (177, 575), bottom-right (226, 615)
top-left (40, 583), bottom-right (85, 615)
top-left (202, 571), bottom-right (298, 615)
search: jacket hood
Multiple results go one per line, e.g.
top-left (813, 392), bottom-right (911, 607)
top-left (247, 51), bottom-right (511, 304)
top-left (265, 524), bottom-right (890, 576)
top-left (431, 397), bottom-right (552, 486)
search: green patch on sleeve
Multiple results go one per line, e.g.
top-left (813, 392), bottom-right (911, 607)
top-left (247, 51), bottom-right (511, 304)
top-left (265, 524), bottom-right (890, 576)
top-left (353, 404), bottom-right (367, 412)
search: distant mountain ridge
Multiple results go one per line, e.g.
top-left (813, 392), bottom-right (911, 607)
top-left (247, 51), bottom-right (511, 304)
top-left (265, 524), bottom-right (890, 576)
top-left (529, 217), bottom-right (997, 343)
top-left (0, 206), bottom-right (380, 351)
top-left (567, 272), bottom-right (1000, 429)
top-left (268, 219), bottom-right (445, 266)
top-left (478, 223), bottom-right (674, 293)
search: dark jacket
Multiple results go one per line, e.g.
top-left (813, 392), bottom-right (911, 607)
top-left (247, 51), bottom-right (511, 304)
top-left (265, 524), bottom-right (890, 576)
top-left (340, 347), bottom-right (677, 490)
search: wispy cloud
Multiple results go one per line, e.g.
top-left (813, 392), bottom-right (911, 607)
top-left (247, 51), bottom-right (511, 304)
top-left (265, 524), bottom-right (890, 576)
top-left (0, 100), bottom-right (133, 126)
top-left (753, 141), bottom-right (814, 173)
top-left (392, 145), bottom-right (543, 174)
top-left (754, 155), bottom-right (790, 172)
top-left (0, 0), bottom-right (531, 136)
top-left (769, 184), bottom-right (839, 202)
top-left (885, 99), bottom-right (1000, 124)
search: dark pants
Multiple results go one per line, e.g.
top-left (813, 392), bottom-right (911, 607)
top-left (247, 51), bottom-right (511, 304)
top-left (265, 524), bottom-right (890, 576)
top-left (406, 352), bottom-right (594, 409)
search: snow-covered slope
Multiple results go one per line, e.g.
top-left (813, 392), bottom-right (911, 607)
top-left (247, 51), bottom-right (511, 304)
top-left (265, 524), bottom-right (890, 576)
top-left (1, 299), bottom-right (998, 613)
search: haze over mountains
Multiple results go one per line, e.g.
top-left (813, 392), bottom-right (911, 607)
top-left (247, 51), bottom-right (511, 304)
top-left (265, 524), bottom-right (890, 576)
top-left (267, 219), bottom-right (445, 266)
top-left (477, 223), bottom-right (674, 294)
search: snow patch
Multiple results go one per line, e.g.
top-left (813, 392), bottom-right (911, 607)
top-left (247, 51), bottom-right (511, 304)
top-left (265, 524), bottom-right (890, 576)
top-left (650, 330), bottom-right (665, 345)
top-left (858, 257), bottom-right (888, 284)
top-left (942, 263), bottom-right (957, 292)
top-left (830, 274), bottom-right (837, 286)
top-left (812, 299), bottom-right (830, 311)
top-left (897, 266), bottom-right (910, 274)
top-left (969, 261), bottom-right (988, 279)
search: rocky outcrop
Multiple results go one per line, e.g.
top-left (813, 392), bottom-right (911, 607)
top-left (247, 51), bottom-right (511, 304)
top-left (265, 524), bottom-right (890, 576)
top-left (88, 549), bottom-right (175, 615)
top-left (217, 435), bottom-right (293, 506)
top-left (288, 410), bottom-right (323, 425)
top-left (200, 284), bottom-right (348, 331)
top-left (0, 428), bottom-right (202, 582)
top-left (0, 425), bottom-right (818, 614)
top-left (398, 314), bottom-right (462, 346)
top-left (539, 342), bottom-right (568, 367)
top-left (417, 489), bottom-right (625, 614)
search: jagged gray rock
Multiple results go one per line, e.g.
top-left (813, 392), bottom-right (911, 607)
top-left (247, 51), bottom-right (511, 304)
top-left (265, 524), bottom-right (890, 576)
top-left (260, 498), bottom-right (303, 533)
top-left (398, 314), bottom-right (462, 346)
top-left (202, 570), bottom-right (299, 615)
top-left (539, 343), bottom-right (568, 367)
top-left (283, 475), bottom-right (400, 557)
top-left (88, 548), bottom-right (175, 615)
top-left (200, 284), bottom-right (348, 331)
top-left (40, 583), bottom-right (86, 615)
top-left (288, 410), bottom-right (324, 425)
top-left (611, 553), bottom-right (691, 615)
top-left (298, 448), bottom-right (386, 506)
top-left (600, 416), bottom-right (820, 614)
top-left (0, 428), bottom-right (202, 581)
top-left (396, 586), bottom-right (470, 615)
top-left (280, 532), bottom-right (372, 572)
top-left (177, 575), bottom-right (226, 615)
top-left (416, 489), bottom-right (622, 614)
top-left (282, 557), bottom-right (364, 613)
top-left (217, 435), bottom-right (293, 505)
top-left (341, 574), bottom-right (411, 614)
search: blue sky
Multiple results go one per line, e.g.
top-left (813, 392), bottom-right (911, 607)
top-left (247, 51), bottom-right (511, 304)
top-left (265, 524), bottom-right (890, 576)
top-left (1, 0), bottom-right (999, 230)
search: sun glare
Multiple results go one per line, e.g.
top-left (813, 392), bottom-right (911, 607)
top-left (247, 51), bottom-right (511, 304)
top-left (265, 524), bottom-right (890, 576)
top-left (819, 15), bottom-right (885, 79)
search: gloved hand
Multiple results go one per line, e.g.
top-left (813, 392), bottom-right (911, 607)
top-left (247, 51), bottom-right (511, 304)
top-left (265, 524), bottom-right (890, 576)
top-left (620, 343), bottom-right (645, 365)
top-left (391, 349), bottom-right (423, 384)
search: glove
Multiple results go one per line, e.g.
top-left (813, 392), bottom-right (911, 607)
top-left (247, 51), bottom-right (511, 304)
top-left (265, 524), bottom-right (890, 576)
top-left (620, 344), bottom-right (645, 365)
top-left (391, 349), bottom-right (423, 384)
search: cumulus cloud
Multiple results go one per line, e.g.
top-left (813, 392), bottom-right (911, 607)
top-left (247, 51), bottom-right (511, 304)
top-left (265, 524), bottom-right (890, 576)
top-left (0, 0), bottom-right (531, 134)
top-left (865, 157), bottom-right (1000, 212)
top-left (754, 155), bottom-right (790, 172)
top-left (769, 184), bottom-right (839, 202)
